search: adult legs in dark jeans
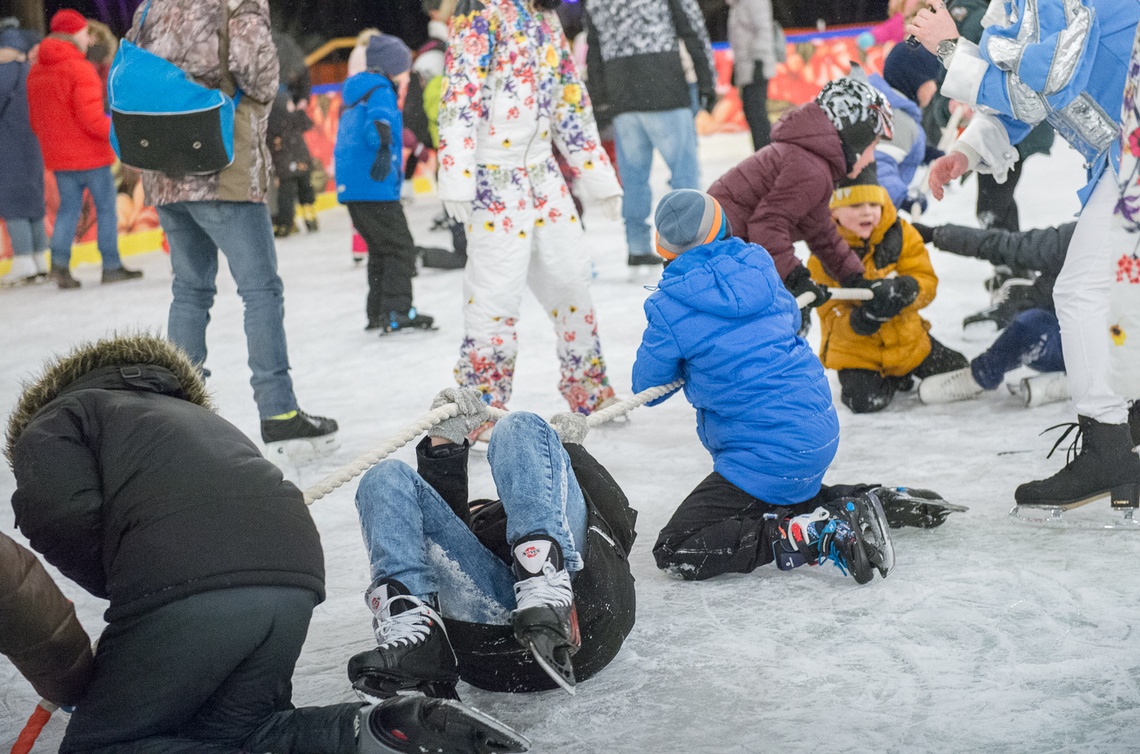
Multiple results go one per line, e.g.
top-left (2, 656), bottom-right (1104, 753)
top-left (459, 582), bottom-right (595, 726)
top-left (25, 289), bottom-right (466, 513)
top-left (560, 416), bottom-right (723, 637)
top-left (740, 61), bottom-right (771, 151)
top-left (839, 336), bottom-right (968, 413)
top-left (158, 201), bottom-right (298, 419)
top-left (60, 587), bottom-right (361, 754)
top-left (347, 201), bottom-right (418, 326)
top-left (275, 176), bottom-right (298, 232)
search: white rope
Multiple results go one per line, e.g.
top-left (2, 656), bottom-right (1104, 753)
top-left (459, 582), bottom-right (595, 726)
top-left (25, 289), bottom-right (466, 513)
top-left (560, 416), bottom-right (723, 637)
top-left (302, 380), bottom-right (684, 505)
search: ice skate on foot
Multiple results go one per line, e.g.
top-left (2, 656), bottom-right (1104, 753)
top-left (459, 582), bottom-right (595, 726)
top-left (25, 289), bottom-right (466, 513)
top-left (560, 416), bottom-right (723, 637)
top-left (1014, 417), bottom-right (1140, 510)
top-left (873, 486), bottom-right (968, 529)
top-left (1008, 373), bottom-right (1068, 407)
top-left (963, 278), bottom-right (1034, 338)
top-left (773, 494), bottom-right (894, 583)
top-left (511, 535), bottom-right (580, 694)
top-left (359, 696), bottom-right (530, 754)
top-left (1, 255), bottom-right (43, 287)
top-left (381, 308), bottom-right (437, 335)
top-left (918, 367), bottom-right (983, 405)
top-left (349, 579), bottom-right (460, 703)
top-left (261, 409), bottom-right (339, 466)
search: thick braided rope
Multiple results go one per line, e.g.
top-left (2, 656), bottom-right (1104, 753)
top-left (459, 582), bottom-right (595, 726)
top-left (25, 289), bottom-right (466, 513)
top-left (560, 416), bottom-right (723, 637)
top-left (302, 380), bottom-right (684, 505)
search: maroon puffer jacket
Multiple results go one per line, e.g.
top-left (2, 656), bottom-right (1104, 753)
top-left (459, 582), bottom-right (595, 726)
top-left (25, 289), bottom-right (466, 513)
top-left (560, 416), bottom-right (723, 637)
top-left (708, 102), bottom-right (864, 285)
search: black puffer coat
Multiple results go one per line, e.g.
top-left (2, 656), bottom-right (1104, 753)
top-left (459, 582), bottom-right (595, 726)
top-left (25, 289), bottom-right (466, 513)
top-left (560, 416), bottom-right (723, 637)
top-left (5, 336), bottom-right (325, 623)
top-left (412, 436), bottom-right (637, 693)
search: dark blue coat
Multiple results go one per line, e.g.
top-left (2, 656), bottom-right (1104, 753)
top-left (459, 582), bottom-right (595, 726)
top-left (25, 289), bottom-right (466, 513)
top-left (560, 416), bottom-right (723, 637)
top-left (632, 237), bottom-right (839, 505)
top-left (0, 56), bottom-right (45, 220)
top-left (334, 72), bottom-right (403, 203)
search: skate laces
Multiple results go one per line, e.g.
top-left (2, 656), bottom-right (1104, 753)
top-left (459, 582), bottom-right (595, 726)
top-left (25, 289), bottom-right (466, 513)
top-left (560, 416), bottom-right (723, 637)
top-left (514, 561), bottom-right (573, 612)
top-left (1041, 422), bottom-right (1083, 466)
top-left (816, 519), bottom-right (855, 576)
top-left (376, 595), bottom-right (439, 648)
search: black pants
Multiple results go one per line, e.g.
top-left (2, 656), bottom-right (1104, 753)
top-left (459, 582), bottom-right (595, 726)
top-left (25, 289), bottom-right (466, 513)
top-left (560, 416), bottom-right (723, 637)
top-left (976, 159), bottom-right (1022, 232)
top-left (61, 586), bottom-right (361, 754)
top-left (740, 61), bottom-right (771, 151)
top-left (838, 335), bottom-right (969, 413)
top-left (347, 201), bottom-right (418, 322)
top-left (653, 472), bottom-right (873, 581)
top-left (275, 174), bottom-right (316, 228)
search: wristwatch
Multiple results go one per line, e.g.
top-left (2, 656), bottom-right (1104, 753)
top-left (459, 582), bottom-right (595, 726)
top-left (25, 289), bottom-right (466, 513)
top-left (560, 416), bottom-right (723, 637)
top-left (937, 38), bottom-right (959, 68)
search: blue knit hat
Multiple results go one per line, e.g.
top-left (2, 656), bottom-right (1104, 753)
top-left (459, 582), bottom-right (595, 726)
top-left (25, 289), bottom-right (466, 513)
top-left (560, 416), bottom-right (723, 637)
top-left (365, 33), bottom-right (412, 78)
top-left (654, 190), bottom-right (730, 260)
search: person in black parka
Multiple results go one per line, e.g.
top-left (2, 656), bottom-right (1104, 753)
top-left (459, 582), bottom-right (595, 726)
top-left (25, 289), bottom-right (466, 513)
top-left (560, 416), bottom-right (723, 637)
top-left (349, 390), bottom-right (637, 698)
top-left (4, 334), bottom-right (362, 754)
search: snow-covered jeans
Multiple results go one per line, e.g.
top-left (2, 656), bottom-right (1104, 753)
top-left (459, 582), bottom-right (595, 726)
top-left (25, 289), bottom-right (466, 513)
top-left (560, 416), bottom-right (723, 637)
top-left (1055, 173), bottom-right (1133, 423)
top-left (354, 412), bottom-right (588, 625)
top-left (454, 158), bottom-right (615, 413)
top-left (971, 308), bottom-right (1065, 389)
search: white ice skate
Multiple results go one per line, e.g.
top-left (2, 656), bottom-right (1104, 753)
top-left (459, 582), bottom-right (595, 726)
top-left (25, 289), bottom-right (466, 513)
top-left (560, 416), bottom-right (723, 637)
top-left (918, 367), bottom-right (984, 405)
top-left (1008, 372), bottom-right (1069, 407)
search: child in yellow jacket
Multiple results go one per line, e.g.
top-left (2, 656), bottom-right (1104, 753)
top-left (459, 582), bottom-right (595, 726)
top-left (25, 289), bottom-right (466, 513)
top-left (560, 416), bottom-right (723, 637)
top-left (809, 165), bottom-right (967, 412)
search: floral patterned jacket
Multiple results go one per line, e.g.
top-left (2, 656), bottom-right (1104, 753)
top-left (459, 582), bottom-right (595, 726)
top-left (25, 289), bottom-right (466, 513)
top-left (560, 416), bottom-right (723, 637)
top-left (438, 0), bottom-right (621, 204)
top-left (1119, 22), bottom-right (1140, 232)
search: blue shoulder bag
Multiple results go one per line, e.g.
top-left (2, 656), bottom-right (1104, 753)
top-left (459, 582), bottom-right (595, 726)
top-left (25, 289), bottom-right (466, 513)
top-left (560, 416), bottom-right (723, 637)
top-left (107, 0), bottom-right (239, 175)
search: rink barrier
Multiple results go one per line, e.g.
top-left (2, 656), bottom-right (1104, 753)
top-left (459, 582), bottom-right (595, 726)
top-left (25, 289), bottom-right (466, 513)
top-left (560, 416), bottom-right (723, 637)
top-left (299, 289), bottom-right (871, 505)
top-left (302, 380), bottom-right (685, 505)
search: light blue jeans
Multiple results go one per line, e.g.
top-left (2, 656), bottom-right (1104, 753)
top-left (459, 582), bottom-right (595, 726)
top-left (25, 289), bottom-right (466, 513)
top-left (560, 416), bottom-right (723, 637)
top-left (157, 201), bottom-right (297, 419)
top-left (354, 412), bottom-right (588, 625)
top-left (613, 107), bottom-right (701, 256)
top-left (50, 167), bottom-right (121, 269)
top-left (5, 216), bottom-right (49, 255)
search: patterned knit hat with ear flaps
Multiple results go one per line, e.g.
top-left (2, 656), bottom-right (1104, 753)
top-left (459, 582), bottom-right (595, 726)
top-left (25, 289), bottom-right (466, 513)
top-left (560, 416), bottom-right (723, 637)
top-left (816, 72), bottom-right (894, 172)
top-left (655, 190), bottom-right (732, 260)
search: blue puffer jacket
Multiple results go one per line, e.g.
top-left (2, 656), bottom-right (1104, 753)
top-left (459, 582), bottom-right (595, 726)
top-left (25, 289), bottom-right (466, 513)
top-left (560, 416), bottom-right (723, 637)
top-left (335, 72), bottom-right (402, 203)
top-left (632, 238), bottom-right (839, 505)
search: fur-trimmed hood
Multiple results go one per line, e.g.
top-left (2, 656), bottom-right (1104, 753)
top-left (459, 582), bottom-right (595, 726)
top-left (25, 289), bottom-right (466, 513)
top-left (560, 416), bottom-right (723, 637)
top-left (6, 334), bottom-right (212, 465)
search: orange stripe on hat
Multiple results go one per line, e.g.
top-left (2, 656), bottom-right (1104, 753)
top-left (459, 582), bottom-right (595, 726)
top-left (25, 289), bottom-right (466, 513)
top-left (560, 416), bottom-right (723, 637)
top-left (700, 202), bottom-right (724, 246)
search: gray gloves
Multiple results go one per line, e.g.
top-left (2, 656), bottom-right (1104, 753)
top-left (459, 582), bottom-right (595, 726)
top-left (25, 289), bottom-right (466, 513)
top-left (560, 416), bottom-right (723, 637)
top-left (428, 388), bottom-right (490, 445)
top-left (549, 412), bottom-right (589, 445)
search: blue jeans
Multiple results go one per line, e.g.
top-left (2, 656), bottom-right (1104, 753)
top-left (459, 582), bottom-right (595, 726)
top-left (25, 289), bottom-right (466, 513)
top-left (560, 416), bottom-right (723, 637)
top-left (6, 216), bottom-right (48, 255)
top-left (971, 308), bottom-right (1066, 389)
top-left (613, 108), bottom-right (701, 255)
top-left (354, 412), bottom-right (588, 625)
top-left (157, 201), bottom-right (297, 419)
top-left (50, 167), bottom-right (121, 269)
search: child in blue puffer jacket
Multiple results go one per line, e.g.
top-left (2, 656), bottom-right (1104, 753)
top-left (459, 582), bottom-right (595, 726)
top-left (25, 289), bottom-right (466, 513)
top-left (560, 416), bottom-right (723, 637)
top-left (633, 190), bottom-right (911, 584)
top-left (335, 34), bottom-right (434, 334)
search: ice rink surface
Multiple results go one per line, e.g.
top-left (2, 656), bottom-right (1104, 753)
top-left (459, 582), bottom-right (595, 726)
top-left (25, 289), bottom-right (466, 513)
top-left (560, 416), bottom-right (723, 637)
top-left (3, 133), bottom-right (1139, 752)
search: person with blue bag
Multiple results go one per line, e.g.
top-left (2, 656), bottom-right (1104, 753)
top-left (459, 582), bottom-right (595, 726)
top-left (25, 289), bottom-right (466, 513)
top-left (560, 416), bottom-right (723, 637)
top-left (334, 34), bottom-right (436, 334)
top-left (114, 0), bottom-right (338, 461)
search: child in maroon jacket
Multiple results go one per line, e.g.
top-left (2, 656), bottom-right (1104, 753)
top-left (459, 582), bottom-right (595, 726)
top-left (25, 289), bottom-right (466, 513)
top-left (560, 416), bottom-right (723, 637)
top-left (708, 73), bottom-right (893, 315)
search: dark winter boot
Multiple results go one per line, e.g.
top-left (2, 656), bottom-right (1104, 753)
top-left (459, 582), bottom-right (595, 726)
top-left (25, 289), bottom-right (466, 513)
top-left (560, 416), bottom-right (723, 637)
top-left (963, 278), bottom-right (1035, 334)
top-left (51, 266), bottom-right (81, 289)
top-left (1014, 416), bottom-right (1140, 510)
top-left (260, 409), bottom-right (338, 444)
top-left (511, 534), bottom-right (580, 693)
top-left (101, 266), bottom-right (144, 284)
top-left (383, 308), bottom-right (436, 334)
top-left (358, 696), bottom-right (530, 754)
top-left (348, 578), bottom-right (460, 702)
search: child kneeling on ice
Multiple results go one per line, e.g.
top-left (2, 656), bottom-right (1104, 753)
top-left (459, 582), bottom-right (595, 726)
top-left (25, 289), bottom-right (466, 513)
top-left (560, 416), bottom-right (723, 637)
top-left (633, 190), bottom-right (965, 584)
top-left (809, 165), bottom-right (967, 413)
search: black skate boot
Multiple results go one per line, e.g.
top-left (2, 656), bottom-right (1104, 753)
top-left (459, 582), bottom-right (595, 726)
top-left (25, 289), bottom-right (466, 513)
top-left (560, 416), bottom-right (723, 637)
top-left (1014, 416), bottom-right (1140, 512)
top-left (382, 307), bottom-right (437, 334)
top-left (358, 696), bottom-right (530, 754)
top-left (1129, 402), bottom-right (1140, 449)
top-left (260, 409), bottom-right (339, 465)
top-left (511, 534), bottom-right (580, 694)
top-left (872, 486), bottom-right (969, 529)
top-left (962, 278), bottom-right (1035, 336)
top-left (348, 578), bottom-right (460, 702)
top-left (772, 494), bottom-right (895, 584)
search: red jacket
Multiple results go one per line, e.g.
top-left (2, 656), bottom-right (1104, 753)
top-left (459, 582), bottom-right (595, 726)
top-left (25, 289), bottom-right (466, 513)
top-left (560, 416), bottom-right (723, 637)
top-left (707, 102), bottom-right (864, 285)
top-left (27, 37), bottom-right (115, 171)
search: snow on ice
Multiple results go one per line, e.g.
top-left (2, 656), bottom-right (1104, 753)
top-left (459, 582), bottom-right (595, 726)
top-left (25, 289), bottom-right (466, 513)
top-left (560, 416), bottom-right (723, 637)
top-left (3, 134), bottom-right (1139, 752)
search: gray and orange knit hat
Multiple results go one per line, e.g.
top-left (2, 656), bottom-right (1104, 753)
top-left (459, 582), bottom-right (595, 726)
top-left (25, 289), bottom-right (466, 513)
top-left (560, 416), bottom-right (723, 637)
top-left (654, 190), bottom-right (732, 261)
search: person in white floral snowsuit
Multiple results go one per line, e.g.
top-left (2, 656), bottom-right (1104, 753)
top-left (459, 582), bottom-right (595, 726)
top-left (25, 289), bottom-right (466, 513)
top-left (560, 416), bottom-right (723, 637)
top-left (438, 0), bottom-right (623, 415)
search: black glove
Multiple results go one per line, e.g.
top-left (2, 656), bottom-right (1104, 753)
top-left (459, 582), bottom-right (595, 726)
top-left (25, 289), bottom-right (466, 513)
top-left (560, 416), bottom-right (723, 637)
top-left (785, 266), bottom-right (831, 310)
top-left (862, 276), bottom-right (919, 321)
top-left (910, 222), bottom-right (934, 245)
top-left (849, 306), bottom-right (882, 336)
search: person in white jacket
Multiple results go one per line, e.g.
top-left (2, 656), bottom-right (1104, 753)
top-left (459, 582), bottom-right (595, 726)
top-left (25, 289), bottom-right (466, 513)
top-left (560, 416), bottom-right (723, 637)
top-left (438, 0), bottom-right (624, 418)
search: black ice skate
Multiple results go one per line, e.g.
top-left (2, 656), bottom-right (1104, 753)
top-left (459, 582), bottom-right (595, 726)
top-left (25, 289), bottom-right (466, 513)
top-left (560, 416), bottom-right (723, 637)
top-left (260, 409), bottom-right (339, 466)
top-left (1012, 416), bottom-right (1140, 528)
top-left (772, 494), bottom-right (895, 584)
top-left (348, 578), bottom-right (460, 702)
top-left (962, 278), bottom-right (1035, 337)
top-left (872, 486), bottom-right (969, 529)
top-left (358, 696), bottom-right (530, 754)
top-left (511, 534), bottom-right (580, 694)
top-left (381, 307), bottom-right (437, 335)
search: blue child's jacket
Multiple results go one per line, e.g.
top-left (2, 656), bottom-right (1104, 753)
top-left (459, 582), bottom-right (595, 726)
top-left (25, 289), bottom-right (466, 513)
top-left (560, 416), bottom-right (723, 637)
top-left (632, 237), bottom-right (840, 506)
top-left (335, 71), bottom-right (403, 203)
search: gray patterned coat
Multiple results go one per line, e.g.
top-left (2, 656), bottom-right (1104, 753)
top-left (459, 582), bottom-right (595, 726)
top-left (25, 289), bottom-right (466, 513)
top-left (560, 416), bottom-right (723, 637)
top-left (130, 0), bottom-right (279, 205)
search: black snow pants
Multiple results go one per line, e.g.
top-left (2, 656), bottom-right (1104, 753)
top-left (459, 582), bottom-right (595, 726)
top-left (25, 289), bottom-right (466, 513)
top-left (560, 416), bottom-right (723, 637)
top-left (60, 586), bottom-right (362, 754)
top-left (837, 335), bottom-right (969, 414)
top-left (653, 472), bottom-right (873, 581)
top-left (346, 201), bottom-right (418, 323)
